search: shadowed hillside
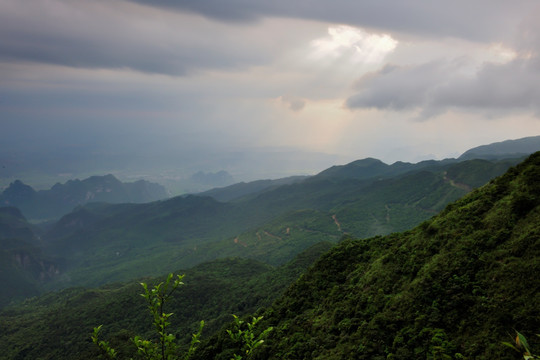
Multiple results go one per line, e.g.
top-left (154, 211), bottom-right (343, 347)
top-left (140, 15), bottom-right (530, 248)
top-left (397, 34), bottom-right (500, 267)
top-left (0, 243), bottom-right (333, 359)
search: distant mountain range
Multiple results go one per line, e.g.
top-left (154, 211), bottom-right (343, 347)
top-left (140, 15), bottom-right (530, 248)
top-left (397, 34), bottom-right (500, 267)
top-left (1, 144), bottom-right (539, 359)
top-left (0, 138), bottom-right (537, 305)
top-left (16, 156), bottom-right (521, 292)
top-left (199, 136), bottom-right (540, 203)
top-left (0, 174), bottom-right (168, 221)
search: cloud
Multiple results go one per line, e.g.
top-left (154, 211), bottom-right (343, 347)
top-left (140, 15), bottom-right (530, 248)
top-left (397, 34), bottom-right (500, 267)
top-left (342, 2), bottom-right (540, 119)
top-left (2, 0), bottom-right (540, 170)
top-left (311, 25), bottom-right (397, 64)
top-left (278, 95), bottom-right (306, 112)
top-left (126, 0), bottom-right (535, 42)
top-left (345, 54), bottom-right (540, 118)
top-left (0, 0), bottom-right (270, 75)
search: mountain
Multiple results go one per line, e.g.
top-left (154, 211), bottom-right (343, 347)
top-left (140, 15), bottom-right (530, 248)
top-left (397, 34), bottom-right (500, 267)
top-left (0, 174), bottom-right (168, 220)
top-left (1, 149), bottom-right (539, 358)
top-left (31, 156), bottom-right (521, 293)
top-left (198, 176), bottom-right (308, 202)
top-left (0, 141), bottom-right (527, 305)
top-left (314, 157), bottom-right (454, 180)
top-left (0, 242), bottom-right (333, 360)
top-left (0, 207), bottom-right (62, 307)
top-left (39, 195), bottom-right (265, 288)
top-left (459, 135), bottom-right (540, 160)
top-left (193, 152), bottom-right (540, 360)
top-left (0, 207), bottom-right (38, 243)
top-left (7, 151), bottom-right (535, 359)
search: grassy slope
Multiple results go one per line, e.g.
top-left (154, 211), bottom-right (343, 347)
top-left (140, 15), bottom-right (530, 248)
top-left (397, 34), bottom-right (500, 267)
top-left (194, 153), bottom-right (540, 360)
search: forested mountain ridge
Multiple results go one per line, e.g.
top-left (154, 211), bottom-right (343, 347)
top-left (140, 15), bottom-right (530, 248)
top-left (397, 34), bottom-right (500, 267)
top-left (459, 135), bottom-right (540, 160)
top-left (31, 157), bottom-right (522, 292)
top-left (198, 175), bottom-right (308, 202)
top-left (313, 157), bottom-right (453, 180)
top-left (194, 152), bottom-right (540, 359)
top-left (0, 174), bottom-right (168, 221)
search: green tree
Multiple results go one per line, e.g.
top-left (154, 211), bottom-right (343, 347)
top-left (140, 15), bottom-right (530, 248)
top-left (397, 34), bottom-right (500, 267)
top-left (92, 273), bottom-right (204, 360)
top-left (227, 314), bottom-right (273, 360)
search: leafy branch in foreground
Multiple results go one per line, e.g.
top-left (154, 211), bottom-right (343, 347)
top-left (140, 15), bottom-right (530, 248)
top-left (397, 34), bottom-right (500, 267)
top-left (93, 273), bottom-right (204, 360)
top-left (227, 314), bottom-right (273, 360)
top-left (92, 325), bottom-right (118, 359)
top-left (503, 331), bottom-right (540, 359)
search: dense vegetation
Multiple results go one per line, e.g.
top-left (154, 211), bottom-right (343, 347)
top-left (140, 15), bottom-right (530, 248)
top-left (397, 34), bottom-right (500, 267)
top-left (193, 152), bottom-right (540, 359)
top-left (0, 242), bottom-right (332, 359)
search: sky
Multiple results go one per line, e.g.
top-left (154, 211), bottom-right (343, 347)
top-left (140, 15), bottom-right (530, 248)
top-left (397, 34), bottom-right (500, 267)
top-left (2, 0), bottom-right (540, 181)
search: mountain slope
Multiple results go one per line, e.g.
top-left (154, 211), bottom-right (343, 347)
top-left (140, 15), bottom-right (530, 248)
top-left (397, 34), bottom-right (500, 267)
top-left (194, 152), bottom-right (540, 359)
top-left (459, 135), bottom-right (540, 160)
top-left (36, 157), bottom-right (521, 292)
top-left (0, 242), bottom-right (333, 360)
top-left (40, 195), bottom-right (258, 288)
top-left (314, 157), bottom-right (456, 180)
top-left (199, 176), bottom-right (308, 202)
top-left (0, 207), bottom-right (62, 307)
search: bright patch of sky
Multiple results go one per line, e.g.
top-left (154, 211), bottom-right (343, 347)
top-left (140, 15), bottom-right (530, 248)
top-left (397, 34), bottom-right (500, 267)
top-left (311, 25), bottom-right (398, 64)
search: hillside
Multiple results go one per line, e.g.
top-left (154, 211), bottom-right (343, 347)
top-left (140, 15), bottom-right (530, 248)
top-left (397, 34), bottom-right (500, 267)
top-left (0, 174), bottom-right (168, 221)
top-left (0, 242), bottom-right (333, 360)
top-left (314, 157), bottom-right (455, 180)
top-left (27, 156), bottom-right (520, 293)
top-left (0, 207), bottom-right (62, 307)
top-left (459, 135), bottom-right (540, 160)
top-left (1, 152), bottom-right (539, 358)
top-left (199, 176), bottom-right (308, 202)
top-left (194, 152), bottom-right (540, 359)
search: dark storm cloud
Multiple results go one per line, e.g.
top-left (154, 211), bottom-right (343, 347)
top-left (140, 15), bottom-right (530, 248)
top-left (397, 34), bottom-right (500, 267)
top-left (1, 0), bottom-right (536, 77)
top-left (0, 0), bottom-right (265, 75)
top-left (345, 57), bottom-right (540, 117)
top-left (127, 0), bottom-right (532, 42)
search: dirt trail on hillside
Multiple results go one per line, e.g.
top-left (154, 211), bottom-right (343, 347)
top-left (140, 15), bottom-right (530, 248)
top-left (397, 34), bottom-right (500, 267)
top-left (332, 214), bottom-right (342, 232)
top-left (263, 231), bottom-right (282, 241)
top-left (233, 237), bottom-right (247, 247)
top-left (443, 172), bottom-right (472, 192)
